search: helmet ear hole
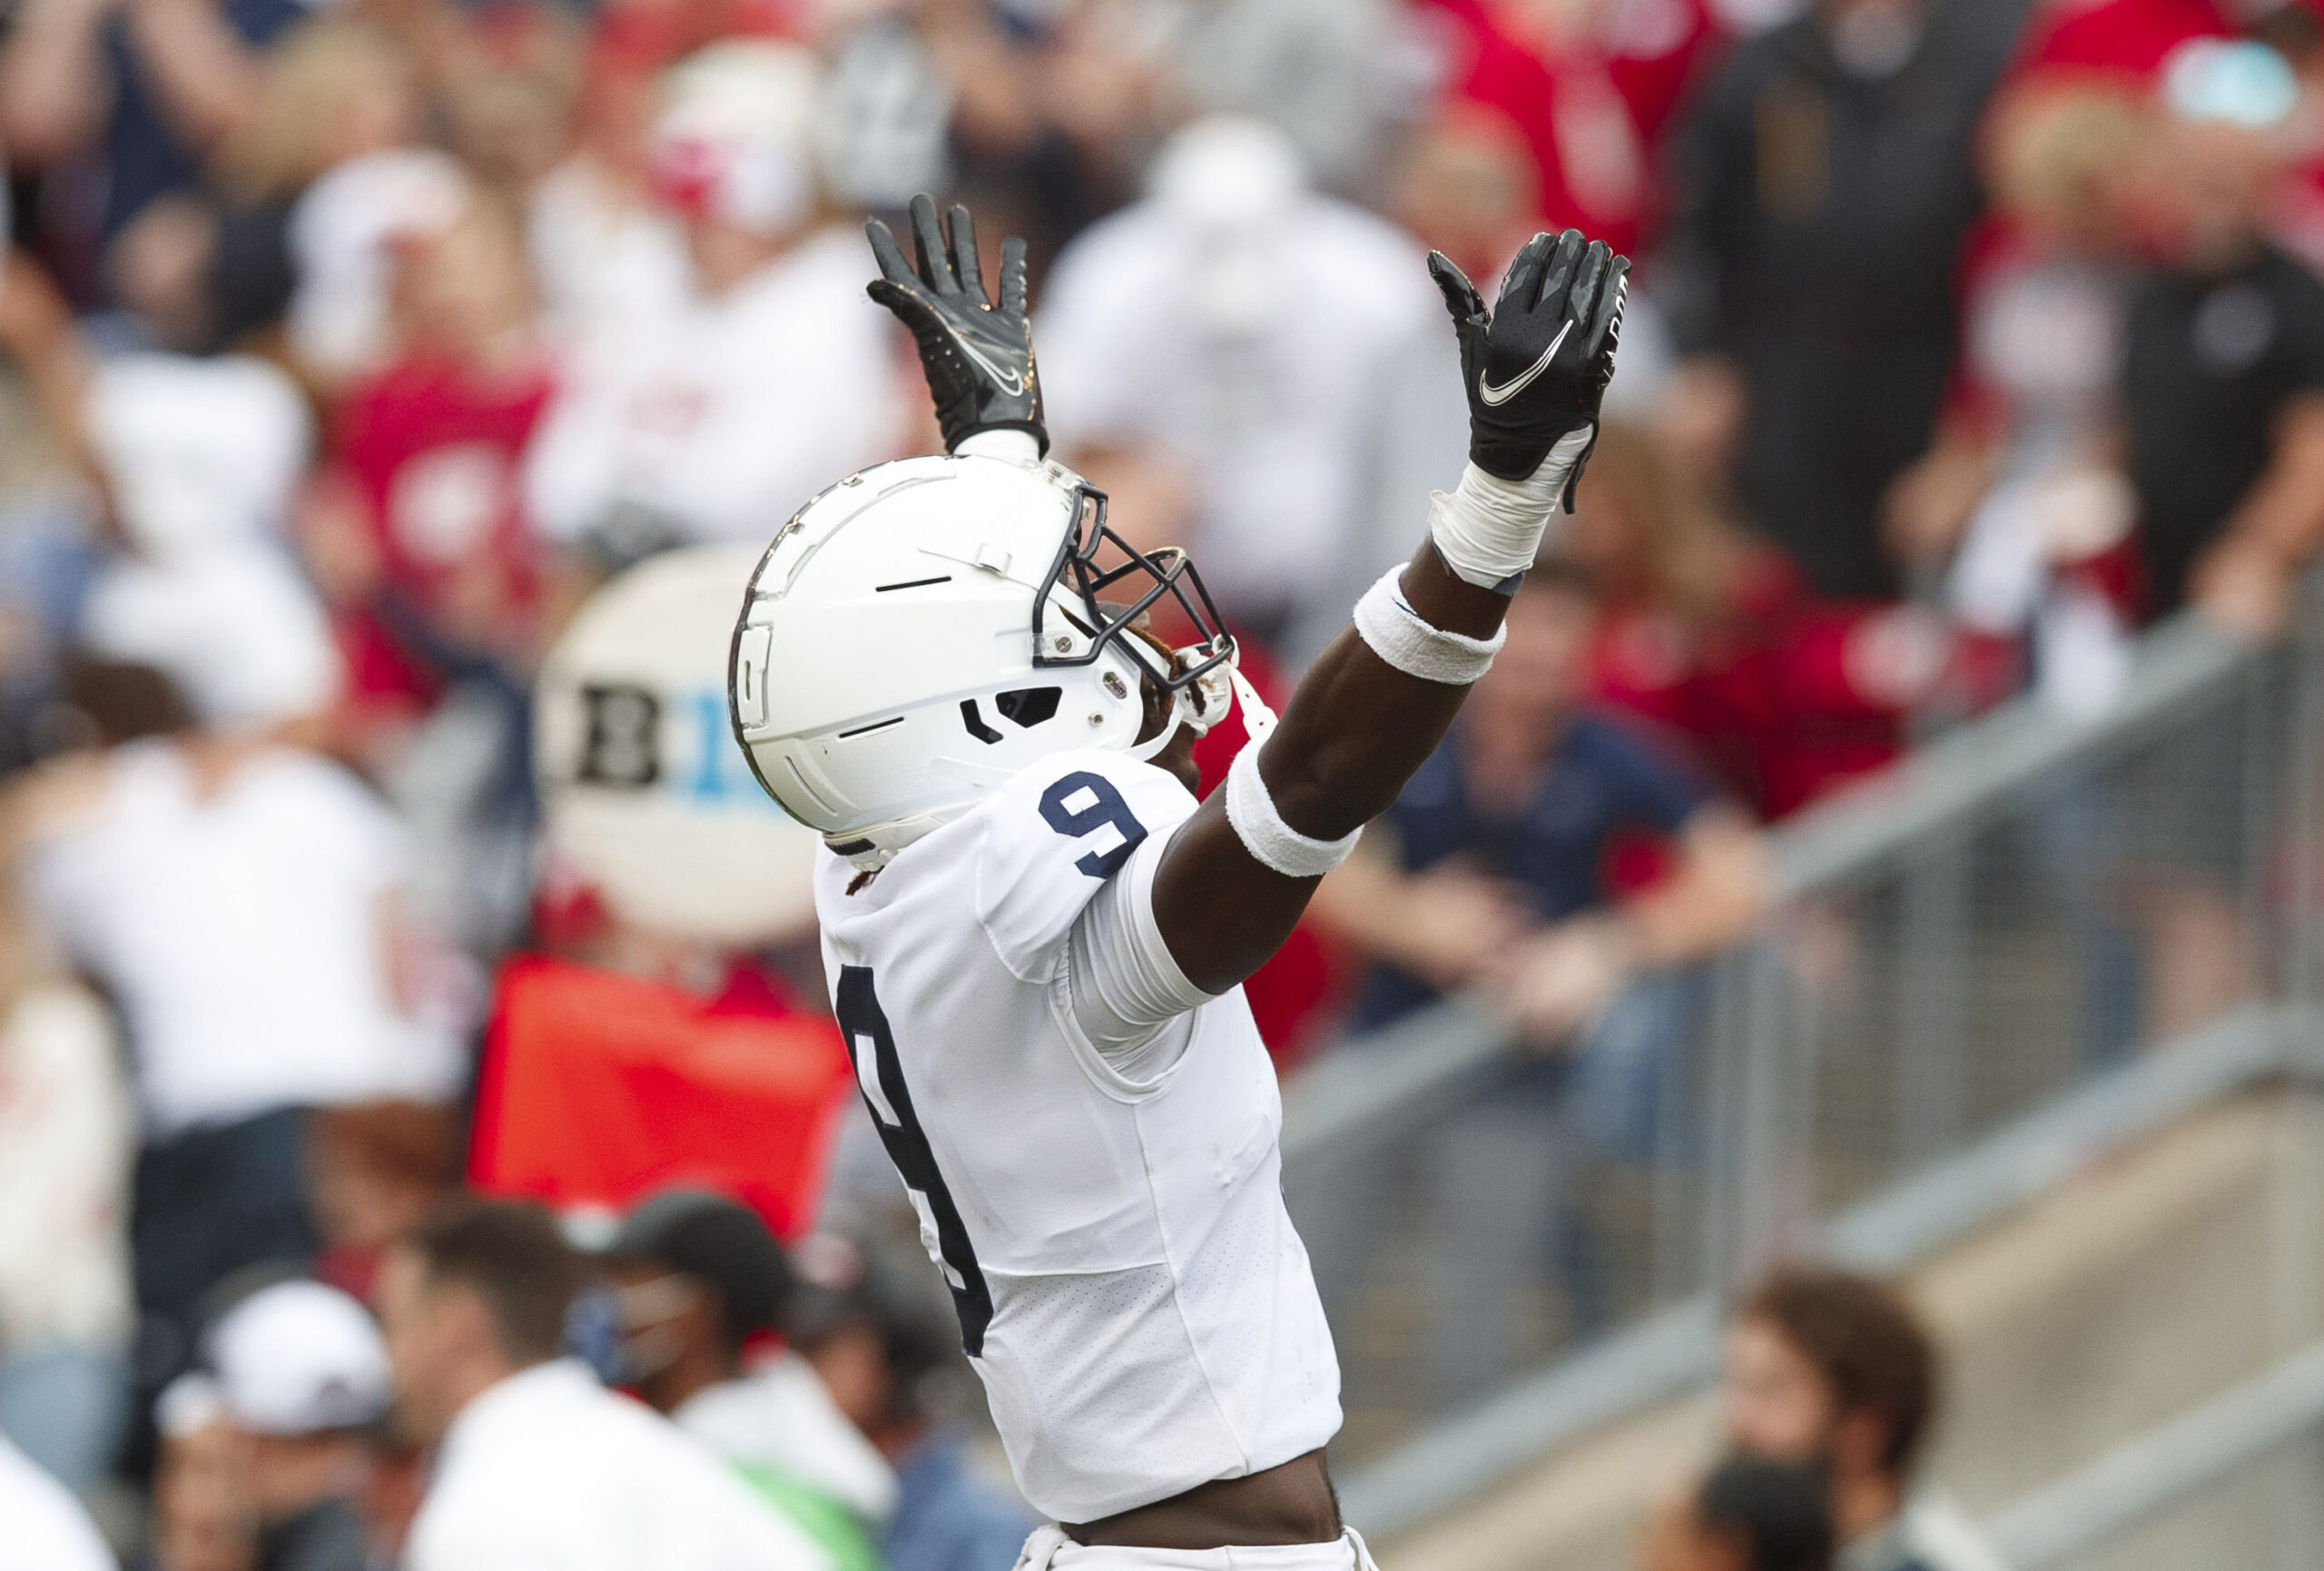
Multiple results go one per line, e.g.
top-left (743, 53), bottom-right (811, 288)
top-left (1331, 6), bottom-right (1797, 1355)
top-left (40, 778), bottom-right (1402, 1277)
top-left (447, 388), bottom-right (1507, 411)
top-left (994, 687), bottom-right (1061, 726)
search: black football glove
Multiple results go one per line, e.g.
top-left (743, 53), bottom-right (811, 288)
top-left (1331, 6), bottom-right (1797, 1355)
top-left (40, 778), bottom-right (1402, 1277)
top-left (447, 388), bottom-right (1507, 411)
top-left (866, 194), bottom-right (1047, 456)
top-left (1429, 229), bottom-right (1628, 505)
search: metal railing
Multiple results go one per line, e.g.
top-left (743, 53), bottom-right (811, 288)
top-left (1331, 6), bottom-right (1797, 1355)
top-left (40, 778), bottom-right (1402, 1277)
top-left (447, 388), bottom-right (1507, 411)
top-left (1986, 1339), bottom-right (2324, 1569)
top-left (1282, 573), bottom-right (2324, 1527)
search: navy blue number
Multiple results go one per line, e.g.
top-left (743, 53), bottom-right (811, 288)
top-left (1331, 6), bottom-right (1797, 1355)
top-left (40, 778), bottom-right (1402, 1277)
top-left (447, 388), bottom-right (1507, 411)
top-left (1038, 771), bottom-right (1148, 877)
top-left (833, 965), bottom-right (993, 1357)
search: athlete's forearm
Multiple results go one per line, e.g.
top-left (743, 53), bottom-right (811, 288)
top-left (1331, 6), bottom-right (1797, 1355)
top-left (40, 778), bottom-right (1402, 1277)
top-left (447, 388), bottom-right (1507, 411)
top-left (1152, 230), bottom-right (1626, 993)
top-left (1256, 543), bottom-right (1506, 840)
top-left (1148, 532), bottom-right (1539, 993)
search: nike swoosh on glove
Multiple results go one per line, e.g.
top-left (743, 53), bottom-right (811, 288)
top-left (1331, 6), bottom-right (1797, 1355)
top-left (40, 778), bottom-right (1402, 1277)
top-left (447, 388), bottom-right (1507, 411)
top-left (1430, 229), bottom-right (1629, 504)
top-left (868, 194), bottom-right (1047, 456)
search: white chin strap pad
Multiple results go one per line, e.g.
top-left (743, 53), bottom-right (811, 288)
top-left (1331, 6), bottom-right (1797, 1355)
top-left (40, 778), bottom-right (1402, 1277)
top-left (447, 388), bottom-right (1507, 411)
top-left (1224, 742), bottom-right (1359, 878)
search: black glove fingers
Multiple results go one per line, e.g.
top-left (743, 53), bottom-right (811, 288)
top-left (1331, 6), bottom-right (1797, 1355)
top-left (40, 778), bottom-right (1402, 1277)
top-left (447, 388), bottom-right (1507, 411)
top-left (1589, 256), bottom-right (1630, 360)
top-left (1000, 235), bottom-right (1029, 319)
top-left (1496, 232), bottom-right (1551, 318)
top-left (1567, 241), bottom-right (1610, 334)
top-left (1536, 229), bottom-right (1584, 312)
top-left (1427, 251), bottom-right (1488, 328)
top-left (947, 204), bottom-right (990, 307)
top-left (907, 194), bottom-right (956, 293)
top-left (866, 219), bottom-right (921, 288)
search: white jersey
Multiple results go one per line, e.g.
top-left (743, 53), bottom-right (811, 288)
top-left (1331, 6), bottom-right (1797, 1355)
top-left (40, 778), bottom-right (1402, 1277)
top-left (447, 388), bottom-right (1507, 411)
top-left (814, 748), bottom-right (1341, 1523)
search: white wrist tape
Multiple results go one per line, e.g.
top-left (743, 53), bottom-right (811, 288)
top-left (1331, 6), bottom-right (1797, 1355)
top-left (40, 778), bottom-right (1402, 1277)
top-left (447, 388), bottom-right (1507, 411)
top-left (1428, 426), bottom-right (1594, 589)
top-left (955, 429), bottom-right (1041, 463)
top-left (1225, 743), bottom-right (1362, 878)
top-left (1353, 568), bottom-right (1504, 684)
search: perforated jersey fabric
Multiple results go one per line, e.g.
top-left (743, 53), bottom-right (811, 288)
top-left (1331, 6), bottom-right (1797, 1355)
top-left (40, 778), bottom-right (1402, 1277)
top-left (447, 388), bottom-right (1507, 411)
top-left (813, 749), bottom-right (1342, 1521)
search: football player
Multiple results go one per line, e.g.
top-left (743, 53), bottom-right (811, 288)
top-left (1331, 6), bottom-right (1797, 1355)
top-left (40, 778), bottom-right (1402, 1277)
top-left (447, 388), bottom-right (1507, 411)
top-left (729, 196), bottom-right (1626, 1571)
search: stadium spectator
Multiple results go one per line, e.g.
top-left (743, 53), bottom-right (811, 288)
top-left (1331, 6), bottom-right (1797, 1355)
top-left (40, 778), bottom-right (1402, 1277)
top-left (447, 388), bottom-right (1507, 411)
top-left (2116, 39), bottom-right (2324, 637)
top-left (103, 14), bottom-right (424, 360)
top-left (1557, 420), bottom-right (1804, 807)
top-left (1037, 114), bottom-right (1439, 645)
top-left (524, 17), bottom-right (687, 349)
top-left (1891, 80), bottom-right (2145, 714)
top-left (204, 1280), bottom-right (389, 1571)
top-left (1725, 1266), bottom-right (2004, 1571)
top-left (1645, 1457), bottom-right (1837, 1571)
top-left (432, 5), bottom-right (579, 205)
top-left (304, 1103), bottom-right (464, 1308)
top-left (1418, 0), bottom-right (1724, 262)
top-left (379, 1198), bottom-right (832, 1571)
top-left (0, 0), bottom-right (318, 251)
top-left (1308, 559), bottom-right (1768, 1388)
top-left (296, 189), bottom-right (553, 949)
top-left (788, 1233), bottom-right (1033, 1571)
top-left (11, 573), bottom-right (461, 1466)
top-left (604, 1189), bottom-right (895, 1571)
top-left (901, 0), bottom-right (1144, 269)
top-left (0, 1429), bottom-right (116, 1571)
top-left (0, 884), bottom-right (133, 1500)
top-left (523, 42), bottom-right (901, 567)
top-left (1282, 103), bottom-right (1530, 670)
top-left (1165, 0), bottom-right (1424, 199)
top-left (1659, 0), bottom-right (2013, 600)
top-left (1312, 560), bottom-right (1769, 1042)
top-left (300, 192), bottom-right (550, 692)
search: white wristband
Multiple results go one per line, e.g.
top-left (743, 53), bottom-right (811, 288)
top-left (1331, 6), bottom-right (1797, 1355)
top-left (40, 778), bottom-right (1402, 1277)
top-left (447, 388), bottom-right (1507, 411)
top-left (1427, 426), bottom-right (1594, 589)
top-left (956, 429), bottom-right (1041, 463)
top-left (1226, 743), bottom-right (1361, 878)
top-left (1353, 568), bottom-right (1504, 684)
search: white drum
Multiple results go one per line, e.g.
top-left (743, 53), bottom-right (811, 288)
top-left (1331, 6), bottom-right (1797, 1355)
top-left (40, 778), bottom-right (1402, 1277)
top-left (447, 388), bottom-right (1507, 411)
top-left (536, 545), bottom-right (820, 946)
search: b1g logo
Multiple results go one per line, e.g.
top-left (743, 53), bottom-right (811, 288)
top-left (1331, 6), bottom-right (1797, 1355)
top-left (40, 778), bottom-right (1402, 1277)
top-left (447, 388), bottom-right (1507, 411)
top-left (573, 683), bottom-right (774, 810)
top-left (576, 683), bottom-right (662, 788)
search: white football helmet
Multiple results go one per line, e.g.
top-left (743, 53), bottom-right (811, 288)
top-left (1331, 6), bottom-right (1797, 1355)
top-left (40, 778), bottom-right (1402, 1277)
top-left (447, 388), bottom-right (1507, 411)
top-left (729, 449), bottom-right (1260, 868)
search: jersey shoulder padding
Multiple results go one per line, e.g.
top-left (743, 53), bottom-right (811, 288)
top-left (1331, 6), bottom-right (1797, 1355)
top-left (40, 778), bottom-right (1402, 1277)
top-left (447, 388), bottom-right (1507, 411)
top-left (970, 749), bottom-right (1199, 983)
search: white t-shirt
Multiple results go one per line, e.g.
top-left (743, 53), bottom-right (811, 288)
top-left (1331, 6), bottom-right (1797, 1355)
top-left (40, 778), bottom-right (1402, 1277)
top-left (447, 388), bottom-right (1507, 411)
top-left (1036, 193), bottom-right (1435, 627)
top-left (814, 749), bottom-right (1342, 1524)
top-left (524, 227), bottom-right (902, 550)
top-left (0, 1435), bottom-right (115, 1571)
top-left (26, 743), bottom-right (464, 1138)
top-left (0, 983), bottom-right (132, 1353)
top-left (675, 1353), bottom-right (899, 1523)
top-left (407, 1359), bottom-right (835, 1571)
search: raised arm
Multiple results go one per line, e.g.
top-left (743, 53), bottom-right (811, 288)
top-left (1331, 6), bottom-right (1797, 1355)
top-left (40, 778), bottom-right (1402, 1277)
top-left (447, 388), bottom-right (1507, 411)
top-left (1154, 231), bottom-right (1628, 993)
top-left (862, 196), bottom-right (1628, 997)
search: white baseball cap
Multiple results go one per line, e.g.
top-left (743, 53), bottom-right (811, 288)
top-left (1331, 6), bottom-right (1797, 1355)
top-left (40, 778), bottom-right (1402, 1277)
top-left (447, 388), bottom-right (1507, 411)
top-left (208, 1280), bottom-right (391, 1437)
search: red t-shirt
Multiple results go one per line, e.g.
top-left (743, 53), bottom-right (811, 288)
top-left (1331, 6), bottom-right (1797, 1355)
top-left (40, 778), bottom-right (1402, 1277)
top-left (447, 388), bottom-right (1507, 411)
top-left (1581, 545), bottom-right (1804, 815)
top-left (1420, 0), bottom-right (1717, 258)
top-left (330, 353), bottom-right (556, 706)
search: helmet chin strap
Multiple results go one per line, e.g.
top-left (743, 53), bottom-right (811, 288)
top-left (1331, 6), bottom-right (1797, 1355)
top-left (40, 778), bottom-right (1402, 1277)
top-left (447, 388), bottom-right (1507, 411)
top-left (1130, 644), bottom-right (1278, 761)
top-left (1229, 665), bottom-right (1278, 742)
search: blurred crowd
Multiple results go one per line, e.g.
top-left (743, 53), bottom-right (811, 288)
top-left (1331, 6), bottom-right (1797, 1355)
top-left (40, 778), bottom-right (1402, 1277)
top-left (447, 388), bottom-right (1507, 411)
top-left (5, 0), bottom-right (2324, 1562)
